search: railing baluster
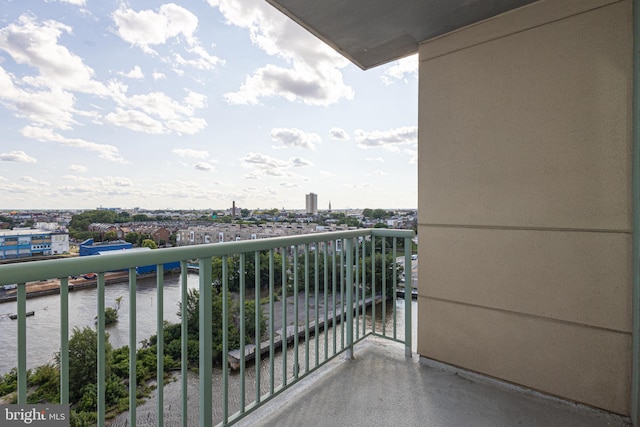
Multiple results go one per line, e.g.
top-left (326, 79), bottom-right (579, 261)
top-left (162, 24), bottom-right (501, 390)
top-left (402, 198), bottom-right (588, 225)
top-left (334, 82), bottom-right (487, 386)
top-left (293, 246), bottom-right (299, 379)
top-left (304, 244), bottom-right (310, 373)
top-left (281, 249), bottom-right (287, 386)
top-left (332, 242), bottom-right (337, 355)
top-left (314, 245), bottom-right (319, 367)
top-left (355, 239), bottom-right (360, 341)
top-left (199, 256), bottom-right (213, 427)
top-left (362, 238), bottom-right (364, 336)
top-left (97, 272), bottom-right (106, 427)
top-left (254, 251), bottom-right (261, 404)
top-left (371, 236), bottom-right (376, 335)
top-left (156, 264), bottom-right (164, 427)
top-left (17, 282), bottom-right (26, 405)
top-left (404, 236), bottom-right (413, 357)
top-left (340, 241), bottom-right (345, 350)
top-left (345, 238), bottom-right (353, 358)
top-left (323, 242), bottom-right (328, 361)
top-left (239, 253), bottom-right (246, 413)
top-left (59, 276), bottom-right (69, 405)
top-left (268, 249), bottom-right (275, 395)
top-left (393, 238), bottom-right (397, 340)
top-left (129, 268), bottom-right (137, 427)
top-left (222, 255), bottom-right (229, 424)
top-left (180, 261), bottom-right (188, 427)
top-left (382, 237), bottom-right (387, 337)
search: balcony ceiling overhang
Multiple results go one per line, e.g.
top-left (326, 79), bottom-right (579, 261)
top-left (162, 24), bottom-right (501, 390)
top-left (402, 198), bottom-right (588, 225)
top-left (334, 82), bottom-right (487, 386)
top-left (266, 0), bottom-right (538, 70)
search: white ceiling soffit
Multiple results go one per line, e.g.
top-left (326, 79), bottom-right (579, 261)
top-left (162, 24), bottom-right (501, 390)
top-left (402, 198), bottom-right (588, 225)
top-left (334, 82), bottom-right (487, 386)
top-left (266, 0), bottom-right (539, 69)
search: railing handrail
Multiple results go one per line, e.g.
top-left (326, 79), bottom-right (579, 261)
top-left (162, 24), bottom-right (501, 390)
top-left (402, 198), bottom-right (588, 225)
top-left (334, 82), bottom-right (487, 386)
top-left (0, 228), bottom-right (414, 285)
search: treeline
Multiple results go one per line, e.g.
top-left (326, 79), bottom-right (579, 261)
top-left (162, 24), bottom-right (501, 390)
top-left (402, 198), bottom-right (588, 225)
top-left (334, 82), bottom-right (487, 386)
top-left (211, 238), bottom-right (406, 298)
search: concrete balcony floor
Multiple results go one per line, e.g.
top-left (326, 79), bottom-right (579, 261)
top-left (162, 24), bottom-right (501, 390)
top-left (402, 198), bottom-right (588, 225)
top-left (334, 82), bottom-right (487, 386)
top-left (239, 337), bottom-right (630, 427)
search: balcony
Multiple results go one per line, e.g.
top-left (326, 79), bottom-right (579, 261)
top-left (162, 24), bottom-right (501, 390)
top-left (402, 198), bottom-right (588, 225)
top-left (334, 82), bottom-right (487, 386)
top-left (0, 228), bottom-right (629, 426)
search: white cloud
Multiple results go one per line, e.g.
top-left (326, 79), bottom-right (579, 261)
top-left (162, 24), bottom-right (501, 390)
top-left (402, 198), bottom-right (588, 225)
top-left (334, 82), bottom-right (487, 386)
top-left (121, 66), bottom-right (144, 79)
top-left (366, 157), bottom-right (384, 162)
top-left (381, 55), bottom-right (418, 85)
top-left (104, 108), bottom-right (164, 134)
top-left (172, 148), bottom-right (210, 159)
top-left (58, 175), bottom-right (135, 197)
top-left (225, 63), bottom-right (353, 107)
top-left (0, 150), bottom-right (37, 163)
top-left (194, 162), bottom-right (214, 171)
top-left (270, 128), bottom-right (320, 150)
top-left (109, 89), bottom-right (208, 135)
top-left (241, 152), bottom-right (312, 178)
top-left (19, 175), bottom-right (49, 186)
top-left (152, 72), bottom-right (166, 80)
top-left (113, 4), bottom-right (223, 70)
top-left (280, 182), bottom-right (298, 188)
top-left (290, 157), bottom-right (312, 167)
top-left (370, 170), bottom-right (389, 176)
top-left (55, 0), bottom-right (87, 5)
top-left (70, 164), bottom-right (88, 172)
top-left (330, 127), bottom-right (349, 141)
top-left (214, 0), bottom-right (353, 106)
top-left (21, 125), bottom-right (126, 162)
top-left (0, 14), bottom-right (108, 95)
top-left (355, 126), bottom-right (417, 152)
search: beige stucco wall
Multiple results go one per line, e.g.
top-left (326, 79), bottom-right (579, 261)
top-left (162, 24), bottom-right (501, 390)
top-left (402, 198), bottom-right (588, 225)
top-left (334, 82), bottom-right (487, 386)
top-left (417, 0), bottom-right (632, 415)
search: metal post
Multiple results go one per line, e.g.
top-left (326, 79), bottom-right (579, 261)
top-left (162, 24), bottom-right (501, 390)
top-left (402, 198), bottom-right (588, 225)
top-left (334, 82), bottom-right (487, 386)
top-left (156, 264), bottom-right (164, 427)
top-left (345, 238), bottom-right (354, 359)
top-left (17, 282), bottom-right (26, 404)
top-left (97, 273), bottom-right (106, 427)
top-left (59, 277), bottom-right (69, 405)
top-left (199, 257), bottom-right (213, 427)
top-left (239, 253), bottom-right (246, 412)
top-left (129, 268), bottom-right (137, 427)
top-left (180, 262), bottom-right (188, 427)
top-left (404, 237), bottom-right (413, 357)
top-left (632, 1), bottom-right (640, 424)
top-left (222, 256), bottom-right (229, 424)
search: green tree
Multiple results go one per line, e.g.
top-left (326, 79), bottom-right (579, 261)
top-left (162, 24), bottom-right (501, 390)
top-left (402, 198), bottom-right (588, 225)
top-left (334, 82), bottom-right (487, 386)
top-left (177, 287), bottom-right (266, 362)
top-left (142, 239), bottom-right (158, 249)
top-left (212, 252), bottom-right (283, 292)
top-left (58, 327), bottom-right (113, 403)
top-left (103, 231), bottom-right (117, 241)
top-left (69, 210), bottom-right (117, 235)
top-left (124, 232), bottom-right (141, 245)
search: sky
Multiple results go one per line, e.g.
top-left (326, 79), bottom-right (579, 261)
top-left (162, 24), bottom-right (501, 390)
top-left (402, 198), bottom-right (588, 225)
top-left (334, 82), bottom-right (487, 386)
top-left (0, 0), bottom-right (418, 211)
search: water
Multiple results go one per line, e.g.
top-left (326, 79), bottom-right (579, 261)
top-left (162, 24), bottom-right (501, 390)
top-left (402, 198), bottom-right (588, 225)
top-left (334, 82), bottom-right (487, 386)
top-left (0, 273), bottom-right (201, 375)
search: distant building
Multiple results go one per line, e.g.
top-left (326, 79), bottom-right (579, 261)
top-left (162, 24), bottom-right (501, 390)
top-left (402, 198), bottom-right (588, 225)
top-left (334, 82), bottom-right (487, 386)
top-left (0, 229), bottom-right (68, 259)
top-left (79, 238), bottom-right (131, 257)
top-left (306, 192), bottom-right (318, 215)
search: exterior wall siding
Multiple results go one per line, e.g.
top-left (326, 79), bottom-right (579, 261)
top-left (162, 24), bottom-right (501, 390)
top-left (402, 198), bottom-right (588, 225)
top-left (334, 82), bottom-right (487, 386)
top-left (417, 0), bottom-right (632, 415)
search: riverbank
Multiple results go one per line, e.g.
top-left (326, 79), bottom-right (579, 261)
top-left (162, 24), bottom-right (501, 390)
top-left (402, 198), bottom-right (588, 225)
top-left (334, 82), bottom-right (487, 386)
top-left (0, 271), bottom-right (171, 304)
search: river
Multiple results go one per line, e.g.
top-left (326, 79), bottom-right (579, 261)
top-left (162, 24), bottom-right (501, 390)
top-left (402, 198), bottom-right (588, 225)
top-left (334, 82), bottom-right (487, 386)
top-left (0, 273), bottom-right (201, 375)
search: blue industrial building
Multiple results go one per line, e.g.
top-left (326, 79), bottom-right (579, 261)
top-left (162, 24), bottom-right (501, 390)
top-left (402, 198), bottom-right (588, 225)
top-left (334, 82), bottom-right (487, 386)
top-left (79, 238), bottom-right (132, 257)
top-left (87, 243), bottom-right (179, 275)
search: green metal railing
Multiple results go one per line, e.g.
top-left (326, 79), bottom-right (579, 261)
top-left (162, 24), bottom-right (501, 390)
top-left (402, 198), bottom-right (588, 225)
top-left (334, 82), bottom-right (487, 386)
top-left (0, 229), bottom-right (414, 426)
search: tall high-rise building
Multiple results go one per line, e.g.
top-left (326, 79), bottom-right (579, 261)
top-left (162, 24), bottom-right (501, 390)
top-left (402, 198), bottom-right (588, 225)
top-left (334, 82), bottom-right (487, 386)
top-left (305, 192), bottom-right (318, 215)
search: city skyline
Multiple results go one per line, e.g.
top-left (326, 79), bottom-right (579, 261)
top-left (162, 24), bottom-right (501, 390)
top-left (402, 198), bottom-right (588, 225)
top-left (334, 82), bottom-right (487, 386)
top-left (0, 0), bottom-right (418, 210)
